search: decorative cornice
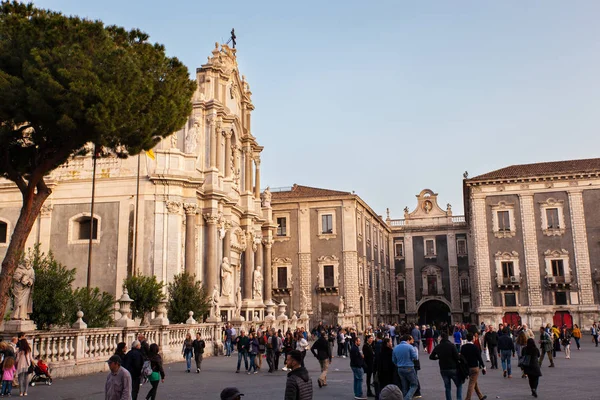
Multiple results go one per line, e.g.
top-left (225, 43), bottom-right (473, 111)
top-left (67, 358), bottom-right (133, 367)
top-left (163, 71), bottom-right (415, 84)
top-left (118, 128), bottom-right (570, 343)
top-left (166, 201), bottom-right (182, 214)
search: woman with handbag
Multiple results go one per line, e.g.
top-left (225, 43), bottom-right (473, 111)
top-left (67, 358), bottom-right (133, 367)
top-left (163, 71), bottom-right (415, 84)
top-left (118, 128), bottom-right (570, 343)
top-left (15, 339), bottom-right (34, 396)
top-left (520, 339), bottom-right (542, 398)
top-left (145, 343), bottom-right (165, 400)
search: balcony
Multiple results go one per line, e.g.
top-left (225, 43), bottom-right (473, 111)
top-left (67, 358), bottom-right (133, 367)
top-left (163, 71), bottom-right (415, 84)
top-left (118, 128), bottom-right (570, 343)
top-left (496, 275), bottom-right (521, 288)
top-left (545, 275), bottom-right (572, 288)
top-left (421, 287), bottom-right (444, 297)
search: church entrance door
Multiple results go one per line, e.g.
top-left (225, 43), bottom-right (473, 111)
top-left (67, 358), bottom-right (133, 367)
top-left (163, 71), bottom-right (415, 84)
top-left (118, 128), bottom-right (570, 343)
top-left (418, 300), bottom-right (451, 326)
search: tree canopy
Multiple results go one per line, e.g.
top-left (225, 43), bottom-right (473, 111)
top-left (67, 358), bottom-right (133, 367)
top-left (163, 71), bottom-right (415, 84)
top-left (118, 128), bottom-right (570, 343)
top-left (0, 1), bottom-right (195, 317)
top-left (167, 273), bottom-right (210, 324)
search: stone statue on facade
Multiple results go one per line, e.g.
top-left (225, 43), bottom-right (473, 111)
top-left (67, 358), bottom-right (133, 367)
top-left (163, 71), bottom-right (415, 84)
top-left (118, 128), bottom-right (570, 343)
top-left (211, 284), bottom-right (220, 318)
top-left (220, 257), bottom-right (233, 298)
top-left (261, 187), bottom-right (272, 208)
top-left (301, 289), bottom-right (309, 313)
top-left (338, 295), bottom-right (345, 314)
top-left (253, 265), bottom-right (263, 299)
top-left (185, 120), bottom-right (199, 153)
top-left (170, 132), bottom-right (178, 149)
top-left (234, 287), bottom-right (242, 317)
top-left (11, 259), bottom-right (35, 320)
top-left (253, 312), bottom-right (259, 321)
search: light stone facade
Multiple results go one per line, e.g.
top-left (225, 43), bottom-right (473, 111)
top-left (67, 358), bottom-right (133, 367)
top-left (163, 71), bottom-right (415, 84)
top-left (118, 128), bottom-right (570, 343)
top-left (0, 43), bottom-right (274, 322)
top-left (465, 160), bottom-right (600, 329)
top-left (269, 185), bottom-right (393, 329)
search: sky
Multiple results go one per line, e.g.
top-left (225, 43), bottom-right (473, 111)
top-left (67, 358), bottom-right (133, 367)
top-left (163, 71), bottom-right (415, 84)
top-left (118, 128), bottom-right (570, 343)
top-left (34, 0), bottom-right (600, 216)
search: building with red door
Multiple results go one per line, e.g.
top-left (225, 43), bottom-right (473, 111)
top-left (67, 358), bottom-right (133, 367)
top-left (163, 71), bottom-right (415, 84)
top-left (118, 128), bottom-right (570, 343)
top-left (464, 158), bottom-right (600, 329)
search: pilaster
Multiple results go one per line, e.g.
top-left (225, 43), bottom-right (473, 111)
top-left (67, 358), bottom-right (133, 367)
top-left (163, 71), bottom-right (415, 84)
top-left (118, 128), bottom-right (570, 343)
top-left (38, 204), bottom-right (53, 254)
top-left (203, 212), bottom-right (220, 293)
top-left (471, 196), bottom-right (493, 310)
top-left (404, 235), bottom-right (416, 314)
top-left (568, 190), bottom-right (595, 305)
top-left (519, 194), bottom-right (543, 307)
top-left (447, 232), bottom-right (461, 312)
top-left (183, 203), bottom-right (198, 276)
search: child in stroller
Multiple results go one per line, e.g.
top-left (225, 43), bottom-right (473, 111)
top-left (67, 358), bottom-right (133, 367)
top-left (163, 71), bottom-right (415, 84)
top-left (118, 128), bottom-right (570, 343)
top-left (30, 357), bottom-right (52, 386)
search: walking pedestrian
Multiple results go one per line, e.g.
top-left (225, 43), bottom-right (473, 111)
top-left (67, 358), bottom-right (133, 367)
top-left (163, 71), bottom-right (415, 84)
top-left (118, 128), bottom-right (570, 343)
top-left (453, 327), bottom-right (462, 352)
top-left (350, 337), bottom-right (366, 399)
top-left (234, 330), bottom-right (250, 373)
top-left (248, 332), bottom-right (259, 374)
top-left (538, 327), bottom-right (554, 367)
top-left (392, 335), bottom-right (419, 400)
top-left (338, 329), bottom-right (346, 357)
top-left (411, 325), bottom-right (421, 351)
top-left (374, 338), bottom-right (395, 400)
top-left (114, 342), bottom-right (127, 364)
top-left (571, 324), bottom-right (581, 350)
top-left (225, 324), bottom-right (233, 357)
top-left (15, 339), bottom-right (34, 397)
top-left (105, 355), bottom-right (132, 400)
top-left (460, 333), bottom-right (487, 400)
top-left (123, 340), bottom-right (144, 400)
top-left (497, 328), bottom-right (515, 378)
top-left (272, 329), bottom-right (283, 371)
top-left (520, 339), bottom-right (542, 398)
top-left (145, 343), bottom-right (165, 400)
top-left (182, 333), bottom-right (193, 373)
top-left (284, 350), bottom-right (313, 400)
top-left (1, 356), bottom-right (16, 396)
top-left (483, 326), bottom-right (498, 369)
top-left (425, 325), bottom-right (434, 354)
top-left (429, 332), bottom-right (463, 400)
top-left (363, 335), bottom-right (375, 397)
top-left (592, 323), bottom-right (599, 347)
top-left (310, 331), bottom-right (332, 388)
top-left (296, 332), bottom-right (309, 369)
top-left (559, 326), bottom-right (571, 359)
top-left (192, 333), bottom-right (205, 372)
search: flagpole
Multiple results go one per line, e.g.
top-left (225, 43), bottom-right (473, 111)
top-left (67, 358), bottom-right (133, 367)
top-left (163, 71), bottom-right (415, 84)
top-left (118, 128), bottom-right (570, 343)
top-left (133, 153), bottom-right (141, 276)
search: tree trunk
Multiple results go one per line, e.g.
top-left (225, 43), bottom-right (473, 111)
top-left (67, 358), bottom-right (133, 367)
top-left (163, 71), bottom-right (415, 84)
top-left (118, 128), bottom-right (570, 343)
top-left (0, 184), bottom-right (51, 319)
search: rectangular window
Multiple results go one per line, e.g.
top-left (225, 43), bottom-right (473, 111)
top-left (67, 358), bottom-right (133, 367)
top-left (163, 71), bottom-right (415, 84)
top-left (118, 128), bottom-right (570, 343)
top-left (322, 214), bottom-right (333, 234)
top-left (546, 208), bottom-right (560, 229)
top-left (366, 222), bottom-right (370, 240)
top-left (375, 271), bottom-right (380, 289)
top-left (276, 217), bottom-right (287, 236)
top-left (425, 239), bottom-right (435, 256)
top-left (551, 259), bottom-right (564, 276)
top-left (277, 267), bottom-right (288, 289)
top-left (368, 271), bottom-right (372, 288)
top-left (0, 222), bottom-right (7, 243)
top-left (427, 275), bottom-right (437, 295)
top-left (502, 261), bottom-right (514, 278)
top-left (457, 239), bottom-right (467, 255)
top-left (395, 242), bottom-right (404, 257)
top-left (323, 265), bottom-right (335, 287)
top-left (78, 217), bottom-right (98, 240)
top-left (504, 293), bottom-right (517, 307)
top-left (555, 291), bottom-right (568, 305)
top-left (460, 278), bottom-right (470, 294)
top-left (398, 299), bottom-right (406, 314)
top-left (397, 281), bottom-right (405, 297)
top-left (497, 210), bottom-right (511, 231)
top-left (462, 301), bottom-right (470, 313)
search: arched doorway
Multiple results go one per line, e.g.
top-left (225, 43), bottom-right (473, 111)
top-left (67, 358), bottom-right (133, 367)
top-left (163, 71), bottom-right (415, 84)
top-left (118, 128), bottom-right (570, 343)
top-left (553, 311), bottom-right (573, 328)
top-left (503, 312), bottom-right (521, 327)
top-left (418, 299), bottom-right (451, 326)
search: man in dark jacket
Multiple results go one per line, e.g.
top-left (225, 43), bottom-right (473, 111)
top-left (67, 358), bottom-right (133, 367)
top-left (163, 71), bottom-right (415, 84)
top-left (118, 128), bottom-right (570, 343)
top-left (310, 333), bottom-right (332, 388)
top-left (363, 335), bottom-right (375, 397)
top-left (123, 340), bottom-right (144, 400)
top-left (497, 328), bottom-right (515, 378)
top-left (234, 330), bottom-right (249, 373)
top-left (284, 350), bottom-right (313, 400)
top-left (192, 333), bottom-right (206, 373)
top-left (350, 337), bottom-right (366, 399)
top-left (429, 332), bottom-right (463, 400)
top-left (460, 334), bottom-right (487, 400)
top-left (483, 326), bottom-right (499, 369)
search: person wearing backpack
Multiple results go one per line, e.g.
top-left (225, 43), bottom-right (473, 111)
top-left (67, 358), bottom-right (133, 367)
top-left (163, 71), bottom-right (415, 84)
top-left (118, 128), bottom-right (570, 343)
top-left (192, 333), bottom-right (205, 373)
top-left (429, 332), bottom-right (463, 400)
top-left (123, 340), bottom-right (144, 400)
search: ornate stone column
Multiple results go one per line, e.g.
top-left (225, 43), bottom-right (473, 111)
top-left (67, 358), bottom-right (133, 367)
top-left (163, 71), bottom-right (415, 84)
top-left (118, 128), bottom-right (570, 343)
top-left (254, 157), bottom-right (261, 199)
top-left (244, 147), bottom-right (253, 194)
top-left (223, 223), bottom-right (231, 260)
top-left (224, 131), bottom-right (232, 178)
top-left (184, 203), bottom-right (198, 276)
top-left (215, 124), bottom-right (223, 172)
top-left (243, 231), bottom-right (255, 300)
top-left (263, 238), bottom-right (274, 304)
top-left (518, 194), bottom-right (543, 307)
top-left (203, 213), bottom-right (220, 293)
top-left (568, 190), bottom-right (594, 305)
top-left (210, 122), bottom-right (219, 169)
top-left (447, 233), bottom-right (461, 313)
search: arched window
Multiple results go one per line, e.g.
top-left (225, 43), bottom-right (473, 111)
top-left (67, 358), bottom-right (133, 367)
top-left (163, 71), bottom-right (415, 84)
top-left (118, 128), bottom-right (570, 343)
top-left (68, 213), bottom-right (101, 244)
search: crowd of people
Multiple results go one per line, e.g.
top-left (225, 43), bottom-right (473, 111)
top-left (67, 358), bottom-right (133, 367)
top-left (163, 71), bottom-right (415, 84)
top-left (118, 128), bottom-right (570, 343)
top-left (101, 319), bottom-right (588, 400)
top-left (0, 332), bottom-right (50, 397)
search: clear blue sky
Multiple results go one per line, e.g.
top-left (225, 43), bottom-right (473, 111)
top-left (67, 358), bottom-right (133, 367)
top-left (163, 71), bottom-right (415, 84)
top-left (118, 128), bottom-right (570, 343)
top-left (35, 1), bottom-right (600, 216)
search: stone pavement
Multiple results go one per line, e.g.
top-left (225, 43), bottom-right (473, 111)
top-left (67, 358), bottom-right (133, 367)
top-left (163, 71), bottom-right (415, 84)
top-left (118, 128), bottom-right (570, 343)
top-left (27, 342), bottom-right (599, 399)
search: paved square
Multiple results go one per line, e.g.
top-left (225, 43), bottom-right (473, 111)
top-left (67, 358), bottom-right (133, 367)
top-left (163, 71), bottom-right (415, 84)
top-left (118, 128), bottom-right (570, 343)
top-left (28, 342), bottom-right (599, 399)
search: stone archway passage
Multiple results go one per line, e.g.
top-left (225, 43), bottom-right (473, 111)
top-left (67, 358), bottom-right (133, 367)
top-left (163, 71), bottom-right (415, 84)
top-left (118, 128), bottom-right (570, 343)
top-left (418, 300), bottom-right (451, 326)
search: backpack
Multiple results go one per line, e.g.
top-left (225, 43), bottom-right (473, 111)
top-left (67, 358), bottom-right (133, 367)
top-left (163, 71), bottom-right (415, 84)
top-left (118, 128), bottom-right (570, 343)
top-left (456, 354), bottom-right (469, 383)
top-left (141, 360), bottom-right (152, 379)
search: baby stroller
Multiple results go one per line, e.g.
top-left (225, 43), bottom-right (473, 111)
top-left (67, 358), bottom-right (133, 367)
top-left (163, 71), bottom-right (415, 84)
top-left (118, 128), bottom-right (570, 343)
top-left (30, 364), bottom-right (53, 386)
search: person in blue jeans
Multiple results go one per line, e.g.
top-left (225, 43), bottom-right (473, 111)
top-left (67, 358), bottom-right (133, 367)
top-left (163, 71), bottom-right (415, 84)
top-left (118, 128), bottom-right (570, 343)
top-left (497, 328), bottom-right (515, 378)
top-left (235, 330), bottom-right (250, 373)
top-left (392, 334), bottom-right (419, 400)
top-left (182, 333), bottom-right (193, 373)
top-left (349, 337), bottom-right (365, 399)
top-left (225, 324), bottom-right (233, 357)
top-left (429, 332), bottom-right (463, 400)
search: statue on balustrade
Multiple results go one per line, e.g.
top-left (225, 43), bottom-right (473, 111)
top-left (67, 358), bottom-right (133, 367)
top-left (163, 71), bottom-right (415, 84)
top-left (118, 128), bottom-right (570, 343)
top-left (234, 287), bottom-right (242, 318)
top-left (185, 120), bottom-right (199, 153)
top-left (211, 284), bottom-right (220, 318)
top-left (253, 265), bottom-right (263, 299)
top-left (338, 295), bottom-right (345, 314)
top-left (11, 259), bottom-right (35, 320)
top-left (261, 187), bottom-right (272, 208)
top-left (220, 257), bottom-right (233, 298)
